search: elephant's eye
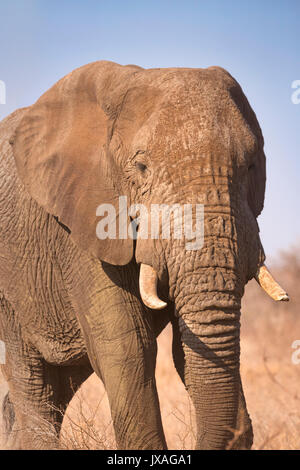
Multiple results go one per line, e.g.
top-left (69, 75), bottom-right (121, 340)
top-left (136, 161), bottom-right (148, 173)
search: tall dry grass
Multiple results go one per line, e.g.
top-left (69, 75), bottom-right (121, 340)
top-left (1, 242), bottom-right (300, 449)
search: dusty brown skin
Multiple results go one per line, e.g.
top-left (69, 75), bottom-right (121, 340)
top-left (0, 61), bottom-right (283, 449)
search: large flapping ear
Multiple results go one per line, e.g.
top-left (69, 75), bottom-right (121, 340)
top-left (247, 149), bottom-right (266, 218)
top-left (11, 61), bottom-right (140, 265)
top-left (225, 71), bottom-right (266, 219)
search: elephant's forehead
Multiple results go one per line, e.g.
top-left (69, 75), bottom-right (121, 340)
top-left (133, 93), bottom-right (258, 165)
top-left (129, 67), bottom-right (261, 166)
top-left (138, 68), bottom-right (237, 105)
top-left (137, 65), bottom-right (234, 88)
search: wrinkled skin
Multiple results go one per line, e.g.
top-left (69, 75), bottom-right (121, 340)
top-left (0, 61), bottom-right (267, 449)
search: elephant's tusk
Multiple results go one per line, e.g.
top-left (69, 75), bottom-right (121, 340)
top-left (139, 264), bottom-right (167, 310)
top-left (255, 264), bottom-right (289, 301)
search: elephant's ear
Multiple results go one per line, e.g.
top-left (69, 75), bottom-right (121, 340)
top-left (224, 72), bottom-right (267, 219)
top-left (11, 61), bottom-right (135, 265)
top-left (247, 149), bottom-right (266, 218)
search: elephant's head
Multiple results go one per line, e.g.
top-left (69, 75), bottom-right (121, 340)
top-left (11, 61), bottom-right (288, 448)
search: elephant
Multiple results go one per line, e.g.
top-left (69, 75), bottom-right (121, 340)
top-left (0, 61), bottom-right (288, 450)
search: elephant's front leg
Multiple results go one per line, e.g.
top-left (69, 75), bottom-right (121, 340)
top-left (70, 260), bottom-right (167, 450)
top-left (98, 308), bottom-right (166, 450)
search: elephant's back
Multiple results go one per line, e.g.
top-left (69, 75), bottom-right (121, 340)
top-left (0, 108), bottom-right (29, 157)
top-left (0, 108), bottom-right (29, 201)
top-left (0, 108), bottom-right (36, 298)
top-left (0, 107), bottom-right (29, 131)
top-left (0, 108), bottom-right (31, 243)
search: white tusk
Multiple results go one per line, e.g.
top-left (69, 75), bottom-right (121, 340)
top-left (255, 264), bottom-right (289, 301)
top-left (139, 264), bottom-right (167, 310)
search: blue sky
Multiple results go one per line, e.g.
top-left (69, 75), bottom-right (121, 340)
top-left (0, 0), bottom-right (299, 258)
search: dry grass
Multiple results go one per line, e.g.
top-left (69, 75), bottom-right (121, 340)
top-left (1, 243), bottom-right (300, 449)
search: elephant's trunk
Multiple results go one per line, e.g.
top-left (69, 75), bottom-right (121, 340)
top-left (175, 272), bottom-right (252, 449)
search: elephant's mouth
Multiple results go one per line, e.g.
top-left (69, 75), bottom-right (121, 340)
top-left (139, 262), bottom-right (289, 310)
